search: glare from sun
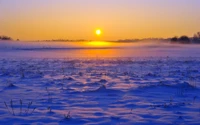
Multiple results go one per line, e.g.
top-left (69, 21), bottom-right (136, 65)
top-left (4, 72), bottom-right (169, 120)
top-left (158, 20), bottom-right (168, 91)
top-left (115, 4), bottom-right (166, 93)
top-left (96, 29), bottom-right (102, 36)
top-left (87, 41), bottom-right (110, 47)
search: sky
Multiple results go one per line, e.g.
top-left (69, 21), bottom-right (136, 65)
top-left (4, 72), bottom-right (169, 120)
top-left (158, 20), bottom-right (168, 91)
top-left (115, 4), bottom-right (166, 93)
top-left (0, 0), bottom-right (200, 41)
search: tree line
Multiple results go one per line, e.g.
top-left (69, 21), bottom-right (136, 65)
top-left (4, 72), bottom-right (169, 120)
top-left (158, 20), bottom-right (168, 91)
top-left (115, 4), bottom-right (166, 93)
top-left (171, 32), bottom-right (200, 44)
top-left (0, 36), bottom-right (12, 40)
top-left (1, 32), bottom-right (200, 44)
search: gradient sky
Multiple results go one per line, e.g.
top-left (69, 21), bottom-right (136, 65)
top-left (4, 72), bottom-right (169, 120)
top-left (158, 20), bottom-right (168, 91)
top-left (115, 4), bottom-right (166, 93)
top-left (0, 0), bottom-right (200, 40)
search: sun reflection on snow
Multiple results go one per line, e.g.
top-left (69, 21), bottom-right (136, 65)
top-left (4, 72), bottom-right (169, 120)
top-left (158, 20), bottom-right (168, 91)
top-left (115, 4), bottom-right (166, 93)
top-left (86, 41), bottom-right (111, 47)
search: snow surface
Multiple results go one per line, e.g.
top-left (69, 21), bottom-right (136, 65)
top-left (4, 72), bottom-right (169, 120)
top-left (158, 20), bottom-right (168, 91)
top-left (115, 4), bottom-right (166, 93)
top-left (0, 40), bottom-right (200, 125)
top-left (1, 40), bottom-right (200, 58)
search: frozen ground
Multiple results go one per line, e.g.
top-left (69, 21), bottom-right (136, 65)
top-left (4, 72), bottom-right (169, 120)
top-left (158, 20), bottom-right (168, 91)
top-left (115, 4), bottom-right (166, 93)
top-left (0, 57), bottom-right (200, 125)
top-left (0, 40), bottom-right (200, 125)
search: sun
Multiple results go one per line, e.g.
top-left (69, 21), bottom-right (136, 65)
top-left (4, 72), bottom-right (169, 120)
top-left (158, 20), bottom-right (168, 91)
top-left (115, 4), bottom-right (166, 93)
top-left (96, 29), bottom-right (102, 36)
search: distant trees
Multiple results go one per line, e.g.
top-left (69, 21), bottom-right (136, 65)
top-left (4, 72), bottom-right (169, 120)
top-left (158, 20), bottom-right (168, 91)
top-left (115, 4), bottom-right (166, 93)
top-left (193, 32), bottom-right (200, 43)
top-left (179, 36), bottom-right (190, 43)
top-left (170, 32), bottom-right (200, 44)
top-left (171, 37), bottom-right (178, 42)
top-left (0, 36), bottom-right (12, 40)
top-left (171, 35), bottom-right (190, 44)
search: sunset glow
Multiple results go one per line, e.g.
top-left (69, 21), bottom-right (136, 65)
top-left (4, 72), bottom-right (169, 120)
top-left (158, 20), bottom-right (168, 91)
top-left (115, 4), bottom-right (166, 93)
top-left (0, 0), bottom-right (200, 40)
top-left (86, 41), bottom-right (110, 47)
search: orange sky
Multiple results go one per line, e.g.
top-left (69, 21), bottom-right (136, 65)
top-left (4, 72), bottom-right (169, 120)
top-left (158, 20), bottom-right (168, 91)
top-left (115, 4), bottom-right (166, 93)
top-left (0, 0), bottom-right (200, 41)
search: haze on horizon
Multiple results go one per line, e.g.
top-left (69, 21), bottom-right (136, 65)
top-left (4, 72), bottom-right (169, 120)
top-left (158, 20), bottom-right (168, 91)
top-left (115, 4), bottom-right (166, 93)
top-left (0, 0), bottom-right (200, 41)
